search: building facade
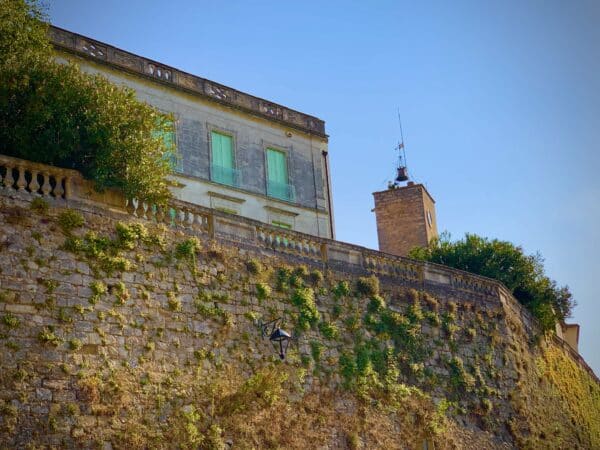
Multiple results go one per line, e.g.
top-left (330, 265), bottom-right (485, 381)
top-left (49, 26), bottom-right (334, 239)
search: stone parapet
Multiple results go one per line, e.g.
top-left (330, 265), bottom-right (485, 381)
top-left (49, 26), bottom-right (327, 139)
top-left (0, 154), bottom-right (595, 384)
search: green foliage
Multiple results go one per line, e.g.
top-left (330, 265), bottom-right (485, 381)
top-left (245, 258), bottom-right (262, 275)
top-left (356, 275), bottom-right (379, 297)
top-left (2, 313), bottom-right (20, 329)
top-left (30, 197), bottom-right (49, 215)
top-left (318, 321), bottom-right (339, 340)
top-left (291, 287), bottom-right (320, 331)
top-left (167, 292), bottom-right (182, 312)
top-left (57, 209), bottom-right (84, 234)
top-left (308, 269), bottom-right (324, 285)
top-left (331, 280), bottom-right (350, 299)
top-left (68, 338), bottom-right (82, 351)
top-left (38, 326), bottom-right (60, 346)
top-left (447, 356), bottom-right (475, 393)
top-left (367, 294), bottom-right (386, 313)
top-left (63, 231), bottom-right (134, 276)
top-left (409, 232), bottom-right (574, 329)
top-left (115, 222), bottom-right (148, 250)
top-left (310, 341), bottom-right (324, 362)
top-left (175, 237), bottom-right (201, 261)
top-left (255, 282), bottom-right (271, 301)
top-left (0, 0), bottom-right (175, 203)
top-left (275, 267), bottom-right (291, 291)
top-left (89, 281), bottom-right (107, 304)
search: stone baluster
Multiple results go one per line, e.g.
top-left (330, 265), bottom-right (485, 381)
top-left (193, 212), bottom-right (204, 231)
top-left (141, 202), bottom-right (149, 220)
top-left (53, 175), bottom-right (65, 198)
top-left (185, 210), bottom-right (194, 228)
top-left (41, 172), bottom-right (52, 196)
top-left (173, 208), bottom-right (182, 227)
top-left (16, 165), bottom-right (27, 191)
top-left (64, 176), bottom-right (72, 199)
top-left (130, 198), bottom-right (140, 217)
top-left (29, 170), bottom-right (40, 194)
top-left (154, 205), bottom-right (164, 223)
top-left (4, 165), bottom-right (14, 189)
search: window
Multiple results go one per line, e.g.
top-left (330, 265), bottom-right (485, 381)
top-left (426, 210), bottom-right (433, 227)
top-left (266, 148), bottom-right (294, 201)
top-left (272, 220), bottom-right (292, 230)
top-left (211, 131), bottom-right (239, 187)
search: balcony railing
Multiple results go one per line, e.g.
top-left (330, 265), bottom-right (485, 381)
top-left (267, 180), bottom-right (295, 202)
top-left (210, 164), bottom-right (241, 188)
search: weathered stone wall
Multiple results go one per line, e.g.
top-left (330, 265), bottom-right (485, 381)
top-left (0, 190), bottom-right (598, 449)
top-left (373, 184), bottom-right (438, 257)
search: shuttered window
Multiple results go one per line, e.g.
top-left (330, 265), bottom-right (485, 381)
top-left (266, 148), bottom-right (288, 185)
top-left (211, 131), bottom-right (235, 185)
top-left (266, 148), bottom-right (293, 201)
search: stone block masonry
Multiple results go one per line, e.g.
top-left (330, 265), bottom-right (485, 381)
top-left (0, 187), bottom-right (598, 448)
top-left (373, 183), bottom-right (439, 257)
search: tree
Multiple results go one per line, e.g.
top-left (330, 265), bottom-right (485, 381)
top-left (409, 233), bottom-right (574, 331)
top-left (0, 0), bottom-right (175, 204)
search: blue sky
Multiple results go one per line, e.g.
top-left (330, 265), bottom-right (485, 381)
top-left (48, 0), bottom-right (600, 373)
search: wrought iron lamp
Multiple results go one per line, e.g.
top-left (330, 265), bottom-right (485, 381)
top-left (259, 318), bottom-right (293, 360)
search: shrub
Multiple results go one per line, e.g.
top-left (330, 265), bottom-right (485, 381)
top-left (245, 258), bottom-right (262, 275)
top-left (0, 0), bottom-right (175, 204)
top-left (319, 321), bottom-right (339, 340)
top-left (2, 313), bottom-right (20, 329)
top-left (291, 287), bottom-right (320, 331)
top-left (356, 275), bottom-right (379, 297)
top-left (332, 280), bottom-right (350, 299)
top-left (115, 222), bottom-right (148, 250)
top-left (409, 232), bottom-right (574, 329)
top-left (255, 282), bottom-right (271, 301)
top-left (57, 209), bottom-right (84, 233)
top-left (30, 197), bottom-right (49, 215)
top-left (175, 237), bottom-right (201, 260)
top-left (367, 295), bottom-right (386, 313)
top-left (38, 326), bottom-right (60, 346)
top-left (68, 338), bottom-right (82, 351)
top-left (308, 269), bottom-right (324, 285)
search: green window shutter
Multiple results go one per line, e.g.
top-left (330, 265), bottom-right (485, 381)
top-left (211, 131), bottom-right (234, 185)
top-left (267, 148), bottom-right (288, 184)
top-left (267, 148), bottom-right (292, 200)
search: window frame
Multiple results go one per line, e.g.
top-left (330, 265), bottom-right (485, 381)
top-left (208, 126), bottom-right (238, 187)
top-left (264, 145), bottom-right (294, 202)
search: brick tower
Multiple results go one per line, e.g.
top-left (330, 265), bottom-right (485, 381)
top-left (372, 182), bottom-right (438, 257)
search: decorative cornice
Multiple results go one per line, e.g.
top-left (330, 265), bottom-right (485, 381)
top-left (48, 26), bottom-right (328, 139)
top-left (207, 191), bottom-right (246, 204)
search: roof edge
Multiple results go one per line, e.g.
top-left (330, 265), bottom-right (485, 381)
top-left (48, 25), bottom-right (328, 139)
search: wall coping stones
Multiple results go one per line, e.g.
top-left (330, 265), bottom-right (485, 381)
top-left (49, 26), bottom-right (328, 139)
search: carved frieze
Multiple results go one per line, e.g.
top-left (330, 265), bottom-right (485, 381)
top-left (78, 39), bottom-right (107, 60)
top-left (49, 26), bottom-right (327, 137)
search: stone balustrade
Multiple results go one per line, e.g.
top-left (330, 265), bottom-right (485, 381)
top-left (0, 154), bottom-right (81, 200)
top-left (255, 224), bottom-right (325, 261)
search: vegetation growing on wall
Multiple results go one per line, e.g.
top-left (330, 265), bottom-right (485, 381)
top-left (0, 0), bottom-right (175, 203)
top-left (0, 197), bottom-right (597, 449)
top-left (409, 232), bottom-right (574, 331)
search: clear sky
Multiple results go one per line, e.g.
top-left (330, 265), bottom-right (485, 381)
top-left (48, 0), bottom-right (600, 373)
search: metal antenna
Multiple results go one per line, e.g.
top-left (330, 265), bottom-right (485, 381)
top-left (392, 109), bottom-right (409, 186)
top-left (397, 109), bottom-right (407, 171)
